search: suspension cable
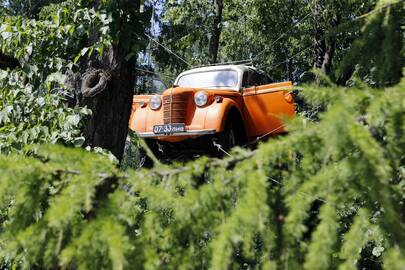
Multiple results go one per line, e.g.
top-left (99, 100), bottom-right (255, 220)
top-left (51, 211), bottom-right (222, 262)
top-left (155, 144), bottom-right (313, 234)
top-left (251, 12), bottom-right (313, 63)
top-left (232, 0), bottom-right (404, 71)
top-left (135, 68), bottom-right (172, 79)
top-left (144, 33), bottom-right (192, 67)
top-left (260, 44), bottom-right (313, 72)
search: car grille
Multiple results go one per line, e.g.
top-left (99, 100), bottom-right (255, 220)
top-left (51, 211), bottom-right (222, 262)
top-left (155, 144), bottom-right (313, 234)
top-left (163, 94), bottom-right (188, 124)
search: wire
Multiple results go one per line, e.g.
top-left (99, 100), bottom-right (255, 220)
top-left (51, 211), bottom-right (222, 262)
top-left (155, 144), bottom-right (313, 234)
top-left (263, 44), bottom-right (313, 71)
top-left (251, 12), bottom-right (313, 62)
top-left (146, 3), bottom-right (310, 68)
top-left (144, 33), bottom-right (192, 67)
top-left (135, 67), bottom-right (172, 79)
top-left (235, 0), bottom-right (404, 73)
top-left (227, 12), bottom-right (312, 67)
top-left (267, 0), bottom-right (404, 71)
top-left (243, 125), bottom-right (286, 148)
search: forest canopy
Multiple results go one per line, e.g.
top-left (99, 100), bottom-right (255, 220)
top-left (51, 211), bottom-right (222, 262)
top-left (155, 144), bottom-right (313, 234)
top-left (0, 0), bottom-right (404, 269)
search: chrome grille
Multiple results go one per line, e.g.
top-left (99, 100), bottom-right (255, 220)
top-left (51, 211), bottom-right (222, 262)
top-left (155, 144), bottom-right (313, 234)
top-left (163, 94), bottom-right (188, 124)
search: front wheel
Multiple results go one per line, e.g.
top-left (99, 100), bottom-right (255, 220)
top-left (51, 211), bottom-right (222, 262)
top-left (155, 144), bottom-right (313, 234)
top-left (213, 121), bottom-right (237, 156)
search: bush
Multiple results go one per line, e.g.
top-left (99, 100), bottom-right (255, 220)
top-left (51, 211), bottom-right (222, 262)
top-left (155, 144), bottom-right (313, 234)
top-left (1, 78), bottom-right (405, 269)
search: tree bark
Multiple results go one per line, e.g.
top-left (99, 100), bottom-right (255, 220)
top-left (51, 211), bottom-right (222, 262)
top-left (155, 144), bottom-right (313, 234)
top-left (208, 0), bottom-right (223, 64)
top-left (313, 34), bottom-right (326, 71)
top-left (312, 2), bottom-right (340, 77)
top-left (286, 58), bottom-right (292, 81)
top-left (80, 46), bottom-right (135, 161)
top-left (321, 13), bottom-right (339, 75)
top-left (337, 65), bottom-right (355, 86)
top-left (312, 1), bottom-right (326, 71)
top-left (65, 0), bottom-right (139, 161)
top-left (0, 52), bottom-right (20, 70)
top-left (321, 40), bottom-right (335, 75)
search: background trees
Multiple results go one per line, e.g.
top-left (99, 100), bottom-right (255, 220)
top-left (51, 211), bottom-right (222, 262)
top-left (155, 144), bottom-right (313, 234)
top-left (1, 78), bottom-right (405, 269)
top-left (0, 0), bottom-right (64, 17)
top-left (0, 0), bottom-right (403, 158)
top-left (0, 0), bottom-right (404, 269)
top-left (152, 0), bottom-right (402, 86)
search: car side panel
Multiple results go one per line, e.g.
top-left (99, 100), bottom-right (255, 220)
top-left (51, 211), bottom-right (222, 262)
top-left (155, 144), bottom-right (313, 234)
top-left (242, 81), bottom-right (295, 138)
top-left (204, 97), bottom-right (244, 132)
top-left (129, 96), bottom-right (163, 132)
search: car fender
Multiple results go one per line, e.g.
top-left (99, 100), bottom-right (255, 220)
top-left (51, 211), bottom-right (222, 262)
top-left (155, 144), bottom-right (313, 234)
top-left (204, 97), bottom-right (244, 132)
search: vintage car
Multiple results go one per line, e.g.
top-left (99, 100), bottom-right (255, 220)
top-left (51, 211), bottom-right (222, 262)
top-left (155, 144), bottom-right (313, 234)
top-left (129, 65), bottom-right (295, 156)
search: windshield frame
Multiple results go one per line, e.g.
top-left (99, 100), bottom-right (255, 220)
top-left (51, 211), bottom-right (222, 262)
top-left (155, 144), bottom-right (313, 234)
top-left (175, 68), bottom-right (243, 91)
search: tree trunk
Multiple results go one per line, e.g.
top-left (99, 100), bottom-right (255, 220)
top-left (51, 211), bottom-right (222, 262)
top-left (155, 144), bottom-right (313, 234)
top-left (337, 65), bottom-right (355, 86)
top-left (208, 0), bottom-right (223, 64)
top-left (80, 46), bottom-right (136, 161)
top-left (312, 1), bottom-right (326, 71)
top-left (312, 2), bottom-right (340, 77)
top-left (313, 32), bottom-right (326, 71)
top-left (65, 0), bottom-right (140, 161)
top-left (0, 52), bottom-right (20, 70)
top-left (284, 60), bottom-right (290, 81)
top-left (321, 40), bottom-right (335, 75)
top-left (321, 14), bottom-right (339, 75)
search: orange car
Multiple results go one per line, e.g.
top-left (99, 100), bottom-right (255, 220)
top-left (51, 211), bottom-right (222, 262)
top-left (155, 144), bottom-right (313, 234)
top-left (129, 65), bottom-right (295, 155)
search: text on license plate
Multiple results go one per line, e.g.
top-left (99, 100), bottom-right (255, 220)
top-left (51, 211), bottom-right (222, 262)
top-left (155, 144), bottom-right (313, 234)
top-left (153, 124), bottom-right (185, 134)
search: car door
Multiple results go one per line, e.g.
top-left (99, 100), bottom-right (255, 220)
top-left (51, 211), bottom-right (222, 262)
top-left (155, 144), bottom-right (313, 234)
top-left (242, 69), bottom-right (295, 138)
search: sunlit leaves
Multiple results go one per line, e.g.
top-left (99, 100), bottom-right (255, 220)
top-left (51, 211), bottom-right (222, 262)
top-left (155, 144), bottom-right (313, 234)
top-left (1, 78), bottom-right (405, 268)
top-left (0, 0), bottom-right (115, 154)
top-left (0, 69), bottom-right (90, 154)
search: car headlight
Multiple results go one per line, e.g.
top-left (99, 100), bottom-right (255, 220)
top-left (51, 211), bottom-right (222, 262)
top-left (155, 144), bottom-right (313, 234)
top-left (194, 91), bottom-right (208, 107)
top-left (149, 95), bottom-right (162, 110)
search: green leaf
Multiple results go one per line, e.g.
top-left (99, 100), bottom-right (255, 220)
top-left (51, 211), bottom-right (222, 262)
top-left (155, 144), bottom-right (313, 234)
top-left (74, 54), bottom-right (81, 64)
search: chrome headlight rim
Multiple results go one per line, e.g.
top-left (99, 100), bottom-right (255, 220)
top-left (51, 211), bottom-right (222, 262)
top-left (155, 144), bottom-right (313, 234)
top-left (194, 91), bottom-right (209, 107)
top-left (149, 95), bottom-right (162, 110)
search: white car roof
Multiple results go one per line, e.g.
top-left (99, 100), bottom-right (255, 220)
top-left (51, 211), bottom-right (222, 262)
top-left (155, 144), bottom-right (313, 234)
top-left (174, 65), bottom-right (260, 90)
top-left (176, 65), bottom-right (257, 79)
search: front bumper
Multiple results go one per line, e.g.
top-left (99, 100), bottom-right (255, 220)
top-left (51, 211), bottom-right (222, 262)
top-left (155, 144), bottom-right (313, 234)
top-left (136, 129), bottom-right (216, 138)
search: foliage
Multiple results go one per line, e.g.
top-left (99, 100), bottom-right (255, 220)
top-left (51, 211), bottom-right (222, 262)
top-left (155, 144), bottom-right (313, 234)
top-left (339, 0), bottom-right (404, 86)
top-left (1, 76), bottom-right (405, 269)
top-left (0, 0), bottom-right (150, 155)
top-left (0, 0), bottom-right (115, 154)
top-left (0, 68), bottom-right (91, 154)
top-left (152, 0), bottom-right (212, 72)
top-left (121, 131), bottom-right (146, 170)
top-left (1, 0), bottom-right (113, 77)
top-left (152, 0), bottom-right (382, 83)
top-left (0, 0), bottom-right (404, 269)
top-left (0, 0), bottom-right (64, 17)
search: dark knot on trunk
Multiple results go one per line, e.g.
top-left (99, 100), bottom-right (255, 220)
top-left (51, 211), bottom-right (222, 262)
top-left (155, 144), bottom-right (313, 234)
top-left (81, 69), bottom-right (111, 98)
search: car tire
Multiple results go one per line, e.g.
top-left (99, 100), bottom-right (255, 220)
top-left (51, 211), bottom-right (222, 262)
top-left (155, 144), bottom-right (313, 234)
top-left (214, 121), bottom-right (237, 155)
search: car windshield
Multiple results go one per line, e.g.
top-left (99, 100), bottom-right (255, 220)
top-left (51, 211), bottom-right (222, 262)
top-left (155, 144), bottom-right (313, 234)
top-left (177, 70), bottom-right (239, 89)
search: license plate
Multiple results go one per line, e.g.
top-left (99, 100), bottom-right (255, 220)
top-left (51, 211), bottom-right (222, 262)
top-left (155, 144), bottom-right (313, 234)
top-left (153, 123), bottom-right (185, 135)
